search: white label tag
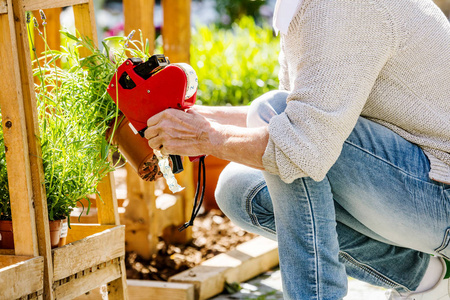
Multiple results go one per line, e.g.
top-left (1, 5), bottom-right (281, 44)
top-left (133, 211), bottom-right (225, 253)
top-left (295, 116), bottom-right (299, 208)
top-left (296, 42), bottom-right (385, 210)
top-left (60, 221), bottom-right (68, 238)
top-left (128, 122), bottom-right (139, 135)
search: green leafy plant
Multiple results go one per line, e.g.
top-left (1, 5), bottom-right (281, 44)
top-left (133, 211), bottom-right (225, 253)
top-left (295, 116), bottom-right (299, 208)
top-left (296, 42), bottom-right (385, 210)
top-left (0, 10), bottom-right (153, 222)
top-left (191, 16), bottom-right (280, 106)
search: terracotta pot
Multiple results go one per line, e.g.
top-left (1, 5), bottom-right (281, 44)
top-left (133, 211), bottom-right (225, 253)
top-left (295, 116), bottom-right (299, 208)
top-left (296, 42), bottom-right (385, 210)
top-left (49, 219), bottom-right (63, 248)
top-left (107, 112), bottom-right (159, 181)
top-left (0, 220), bottom-right (14, 249)
top-left (58, 218), bottom-right (68, 247)
top-left (194, 156), bottom-right (230, 211)
top-left (0, 219), bottom-right (63, 249)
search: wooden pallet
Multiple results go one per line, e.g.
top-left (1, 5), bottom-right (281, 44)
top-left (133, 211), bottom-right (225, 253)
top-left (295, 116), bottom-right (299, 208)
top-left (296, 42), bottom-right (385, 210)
top-left (1, 0), bottom-right (127, 299)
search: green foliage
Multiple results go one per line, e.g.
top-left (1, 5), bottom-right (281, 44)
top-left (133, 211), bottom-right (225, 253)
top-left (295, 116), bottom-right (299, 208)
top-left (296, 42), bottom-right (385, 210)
top-left (0, 12), bottom-right (154, 221)
top-left (0, 120), bottom-right (11, 221)
top-left (191, 16), bottom-right (280, 106)
top-left (215, 0), bottom-right (267, 26)
top-left (31, 27), bottom-right (152, 221)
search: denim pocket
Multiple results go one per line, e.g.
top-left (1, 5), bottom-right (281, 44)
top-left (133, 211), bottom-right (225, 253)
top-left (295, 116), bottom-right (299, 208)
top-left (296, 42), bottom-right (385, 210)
top-left (435, 228), bottom-right (450, 260)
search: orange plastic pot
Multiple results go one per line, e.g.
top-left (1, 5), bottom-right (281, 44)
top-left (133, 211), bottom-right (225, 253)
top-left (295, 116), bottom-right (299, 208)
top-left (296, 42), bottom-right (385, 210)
top-left (0, 220), bottom-right (14, 249)
top-left (0, 219), bottom-right (63, 249)
top-left (194, 156), bottom-right (230, 211)
top-left (107, 112), bottom-right (159, 181)
top-left (49, 219), bottom-right (63, 248)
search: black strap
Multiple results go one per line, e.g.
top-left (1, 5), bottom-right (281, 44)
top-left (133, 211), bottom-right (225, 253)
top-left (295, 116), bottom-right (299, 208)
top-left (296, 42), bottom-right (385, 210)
top-left (179, 156), bottom-right (206, 231)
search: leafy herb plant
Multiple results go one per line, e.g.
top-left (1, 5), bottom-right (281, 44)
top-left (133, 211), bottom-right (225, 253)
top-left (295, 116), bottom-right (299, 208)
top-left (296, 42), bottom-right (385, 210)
top-left (0, 10), bottom-right (152, 222)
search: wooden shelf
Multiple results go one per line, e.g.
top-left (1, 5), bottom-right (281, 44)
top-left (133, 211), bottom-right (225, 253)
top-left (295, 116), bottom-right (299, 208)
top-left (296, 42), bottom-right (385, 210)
top-left (0, 255), bottom-right (44, 299)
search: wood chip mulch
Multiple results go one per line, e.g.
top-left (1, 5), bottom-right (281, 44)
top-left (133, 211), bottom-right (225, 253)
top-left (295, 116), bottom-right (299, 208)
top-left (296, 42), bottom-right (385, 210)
top-left (125, 210), bottom-right (257, 281)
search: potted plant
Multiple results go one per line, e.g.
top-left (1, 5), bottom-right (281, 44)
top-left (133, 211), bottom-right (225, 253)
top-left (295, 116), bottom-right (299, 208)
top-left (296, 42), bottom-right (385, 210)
top-left (0, 11), bottom-right (132, 249)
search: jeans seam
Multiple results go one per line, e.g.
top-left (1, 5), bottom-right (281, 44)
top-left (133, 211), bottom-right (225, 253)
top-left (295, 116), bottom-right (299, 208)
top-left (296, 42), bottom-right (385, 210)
top-left (245, 181), bottom-right (276, 235)
top-left (301, 178), bottom-right (319, 300)
top-left (435, 228), bottom-right (450, 260)
top-left (344, 140), bottom-right (427, 183)
top-left (339, 251), bottom-right (411, 292)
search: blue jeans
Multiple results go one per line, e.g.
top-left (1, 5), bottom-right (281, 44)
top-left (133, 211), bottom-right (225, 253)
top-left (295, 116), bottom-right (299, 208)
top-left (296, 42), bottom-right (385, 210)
top-left (215, 91), bottom-right (450, 300)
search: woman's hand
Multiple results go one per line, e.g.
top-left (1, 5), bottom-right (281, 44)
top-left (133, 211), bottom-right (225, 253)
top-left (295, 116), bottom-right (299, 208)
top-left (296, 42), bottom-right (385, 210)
top-left (144, 108), bottom-right (213, 157)
top-left (144, 107), bottom-right (269, 170)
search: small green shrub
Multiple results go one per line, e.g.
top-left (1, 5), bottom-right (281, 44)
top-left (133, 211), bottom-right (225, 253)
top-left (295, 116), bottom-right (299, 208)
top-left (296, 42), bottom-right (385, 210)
top-left (191, 16), bottom-right (280, 106)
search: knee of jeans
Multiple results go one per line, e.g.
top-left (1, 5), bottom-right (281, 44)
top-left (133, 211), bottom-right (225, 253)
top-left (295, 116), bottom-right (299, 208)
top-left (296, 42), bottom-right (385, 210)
top-left (215, 163), bottom-right (264, 225)
top-left (246, 90), bottom-right (288, 128)
top-left (215, 163), bottom-right (247, 217)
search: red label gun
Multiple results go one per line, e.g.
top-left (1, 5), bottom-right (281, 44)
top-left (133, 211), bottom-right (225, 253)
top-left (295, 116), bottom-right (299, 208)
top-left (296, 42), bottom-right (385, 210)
top-left (107, 54), bottom-right (205, 231)
top-left (107, 54), bottom-right (199, 173)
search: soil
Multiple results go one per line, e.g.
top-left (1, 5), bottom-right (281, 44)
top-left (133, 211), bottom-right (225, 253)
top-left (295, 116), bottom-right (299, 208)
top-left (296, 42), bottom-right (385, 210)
top-left (125, 209), bottom-right (257, 281)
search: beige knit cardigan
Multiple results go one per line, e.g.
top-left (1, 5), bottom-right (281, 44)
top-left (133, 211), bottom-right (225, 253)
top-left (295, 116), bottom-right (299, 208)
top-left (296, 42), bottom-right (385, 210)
top-left (262, 0), bottom-right (450, 184)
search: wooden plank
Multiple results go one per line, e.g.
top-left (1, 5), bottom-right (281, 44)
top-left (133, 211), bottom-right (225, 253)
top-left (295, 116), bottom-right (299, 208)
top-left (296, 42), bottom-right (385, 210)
top-left (140, 173), bottom-right (158, 255)
top-left (0, 0), bottom-right (6, 14)
top-left (97, 172), bottom-right (120, 226)
top-left (0, 256), bottom-right (44, 299)
top-left (107, 257), bottom-right (128, 300)
top-left (53, 260), bottom-right (121, 300)
top-left (52, 225), bottom-right (125, 281)
top-left (0, 255), bottom-right (34, 267)
top-left (74, 280), bottom-right (194, 300)
top-left (8, 1), bottom-right (55, 298)
top-left (127, 280), bottom-right (194, 300)
top-left (0, 11), bottom-right (38, 256)
top-left (162, 0), bottom-right (191, 63)
top-left (23, 0), bottom-right (89, 11)
top-left (122, 165), bottom-right (154, 259)
top-left (0, 249), bottom-right (15, 255)
top-left (169, 236), bottom-right (279, 300)
top-left (73, 2), bottom-right (98, 58)
top-left (65, 224), bottom-right (116, 244)
top-left (123, 0), bottom-right (155, 52)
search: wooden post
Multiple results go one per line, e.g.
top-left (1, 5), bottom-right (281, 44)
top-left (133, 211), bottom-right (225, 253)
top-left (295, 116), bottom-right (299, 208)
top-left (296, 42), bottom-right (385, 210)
top-left (0, 2), bottom-right (39, 257)
top-left (73, 1), bottom-right (98, 58)
top-left (123, 0), bottom-right (155, 49)
top-left (162, 0), bottom-right (191, 63)
top-left (122, 163), bottom-right (156, 259)
top-left (8, 1), bottom-right (55, 298)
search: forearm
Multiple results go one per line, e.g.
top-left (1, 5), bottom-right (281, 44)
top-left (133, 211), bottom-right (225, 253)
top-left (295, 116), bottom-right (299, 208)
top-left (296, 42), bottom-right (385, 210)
top-left (205, 123), bottom-right (268, 170)
top-left (192, 105), bottom-right (249, 127)
top-left (145, 108), bottom-right (268, 170)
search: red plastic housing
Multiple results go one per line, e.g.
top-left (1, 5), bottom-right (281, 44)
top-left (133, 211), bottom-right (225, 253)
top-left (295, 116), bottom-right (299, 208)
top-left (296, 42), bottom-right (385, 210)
top-left (107, 59), bottom-right (197, 133)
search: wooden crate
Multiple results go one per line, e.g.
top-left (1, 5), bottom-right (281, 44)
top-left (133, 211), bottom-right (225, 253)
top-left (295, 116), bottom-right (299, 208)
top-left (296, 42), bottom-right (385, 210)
top-left (1, 0), bottom-right (127, 299)
top-left (51, 225), bottom-right (125, 299)
top-left (0, 256), bottom-right (44, 299)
